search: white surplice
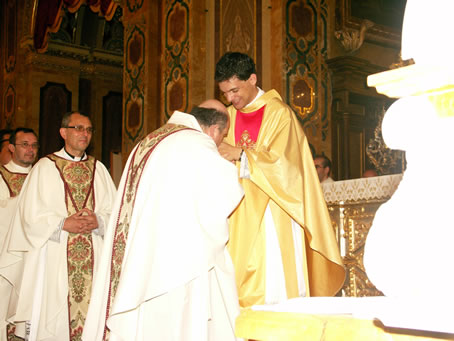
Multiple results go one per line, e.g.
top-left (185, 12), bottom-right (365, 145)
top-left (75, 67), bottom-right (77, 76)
top-left (0, 149), bottom-right (116, 341)
top-left (0, 161), bottom-right (31, 341)
top-left (82, 112), bottom-right (244, 341)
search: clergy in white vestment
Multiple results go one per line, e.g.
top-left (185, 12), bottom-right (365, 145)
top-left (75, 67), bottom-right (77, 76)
top-left (0, 112), bottom-right (117, 341)
top-left (0, 128), bottom-right (38, 341)
top-left (82, 100), bottom-right (244, 341)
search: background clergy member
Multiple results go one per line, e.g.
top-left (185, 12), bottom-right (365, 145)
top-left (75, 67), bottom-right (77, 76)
top-left (0, 129), bottom-right (13, 166)
top-left (215, 52), bottom-right (345, 307)
top-left (0, 127), bottom-right (38, 341)
top-left (1, 111), bottom-right (116, 341)
top-left (83, 100), bottom-right (244, 341)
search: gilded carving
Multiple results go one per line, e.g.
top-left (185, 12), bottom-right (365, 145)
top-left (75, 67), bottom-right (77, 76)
top-left (336, 202), bottom-right (384, 296)
top-left (366, 106), bottom-right (405, 175)
top-left (323, 175), bottom-right (403, 297)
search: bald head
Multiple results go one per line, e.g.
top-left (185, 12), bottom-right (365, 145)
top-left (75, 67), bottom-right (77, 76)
top-left (189, 100), bottom-right (230, 147)
top-left (199, 99), bottom-right (228, 115)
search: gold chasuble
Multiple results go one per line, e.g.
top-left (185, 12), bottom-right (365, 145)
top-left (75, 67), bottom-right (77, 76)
top-left (103, 124), bottom-right (190, 340)
top-left (0, 165), bottom-right (28, 197)
top-left (225, 90), bottom-right (345, 307)
top-left (47, 154), bottom-right (96, 340)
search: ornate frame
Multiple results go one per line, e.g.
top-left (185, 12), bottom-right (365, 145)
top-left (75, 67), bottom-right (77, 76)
top-left (335, 0), bottom-right (405, 48)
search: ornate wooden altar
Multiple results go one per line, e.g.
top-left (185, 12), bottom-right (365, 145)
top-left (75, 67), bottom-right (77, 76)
top-left (321, 174), bottom-right (403, 297)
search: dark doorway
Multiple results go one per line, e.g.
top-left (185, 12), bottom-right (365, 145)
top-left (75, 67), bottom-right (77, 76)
top-left (39, 82), bottom-right (72, 158)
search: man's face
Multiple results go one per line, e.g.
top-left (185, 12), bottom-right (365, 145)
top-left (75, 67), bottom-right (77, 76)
top-left (314, 158), bottom-right (329, 182)
top-left (0, 134), bottom-right (11, 165)
top-left (10, 132), bottom-right (38, 167)
top-left (206, 117), bottom-right (230, 147)
top-left (218, 75), bottom-right (258, 110)
top-left (60, 113), bottom-right (93, 157)
top-left (213, 122), bottom-right (230, 147)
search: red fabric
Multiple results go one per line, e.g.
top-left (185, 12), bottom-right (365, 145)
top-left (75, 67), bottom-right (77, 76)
top-left (34, 0), bottom-right (117, 52)
top-left (34, 0), bottom-right (63, 52)
top-left (234, 105), bottom-right (266, 148)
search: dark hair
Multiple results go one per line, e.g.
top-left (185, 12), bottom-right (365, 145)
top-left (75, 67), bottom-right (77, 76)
top-left (0, 129), bottom-right (13, 146)
top-left (9, 127), bottom-right (37, 145)
top-left (215, 52), bottom-right (256, 82)
top-left (314, 154), bottom-right (332, 170)
top-left (189, 106), bottom-right (228, 131)
top-left (61, 111), bottom-right (91, 128)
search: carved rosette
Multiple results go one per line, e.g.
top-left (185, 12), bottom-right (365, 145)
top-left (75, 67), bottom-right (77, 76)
top-left (124, 26), bottom-right (145, 142)
top-left (285, 0), bottom-right (330, 142)
top-left (163, 0), bottom-right (189, 120)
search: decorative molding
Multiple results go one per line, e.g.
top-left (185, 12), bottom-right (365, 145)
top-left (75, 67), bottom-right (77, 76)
top-left (322, 174), bottom-right (402, 204)
top-left (334, 19), bottom-right (374, 53)
top-left (335, 0), bottom-right (404, 49)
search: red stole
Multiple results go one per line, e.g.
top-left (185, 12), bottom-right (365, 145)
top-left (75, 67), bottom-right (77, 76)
top-left (234, 105), bottom-right (265, 149)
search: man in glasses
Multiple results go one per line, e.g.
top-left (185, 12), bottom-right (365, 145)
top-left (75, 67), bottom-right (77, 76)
top-left (0, 129), bottom-right (13, 166)
top-left (0, 127), bottom-right (38, 201)
top-left (215, 52), bottom-right (345, 308)
top-left (1, 111), bottom-right (116, 341)
top-left (313, 154), bottom-right (334, 183)
top-left (0, 127), bottom-right (38, 340)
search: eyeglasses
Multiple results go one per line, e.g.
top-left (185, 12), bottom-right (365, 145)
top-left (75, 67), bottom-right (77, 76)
top-left (15, 142), bottom-right (39, 150)
top-left (65, 125), bottom-right (95, 134)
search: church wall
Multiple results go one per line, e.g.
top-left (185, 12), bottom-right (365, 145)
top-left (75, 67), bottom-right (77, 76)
top-left (0, 0), bottom-right (405, 179)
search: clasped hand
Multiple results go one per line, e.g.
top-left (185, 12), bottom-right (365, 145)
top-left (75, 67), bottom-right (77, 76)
top-left (218, 142), bottom-right (242, 163)
top-left (63, 208), bottom-right (98, 234)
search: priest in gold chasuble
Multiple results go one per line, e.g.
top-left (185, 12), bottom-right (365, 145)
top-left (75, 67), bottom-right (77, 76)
top-left (216, 52), bottom-right (345, 308)
top-left (1, 113), bottom-right (116, 341)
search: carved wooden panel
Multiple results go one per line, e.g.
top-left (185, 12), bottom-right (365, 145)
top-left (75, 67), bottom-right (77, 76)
top-left (215, 0), bottom-right (262, 86)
